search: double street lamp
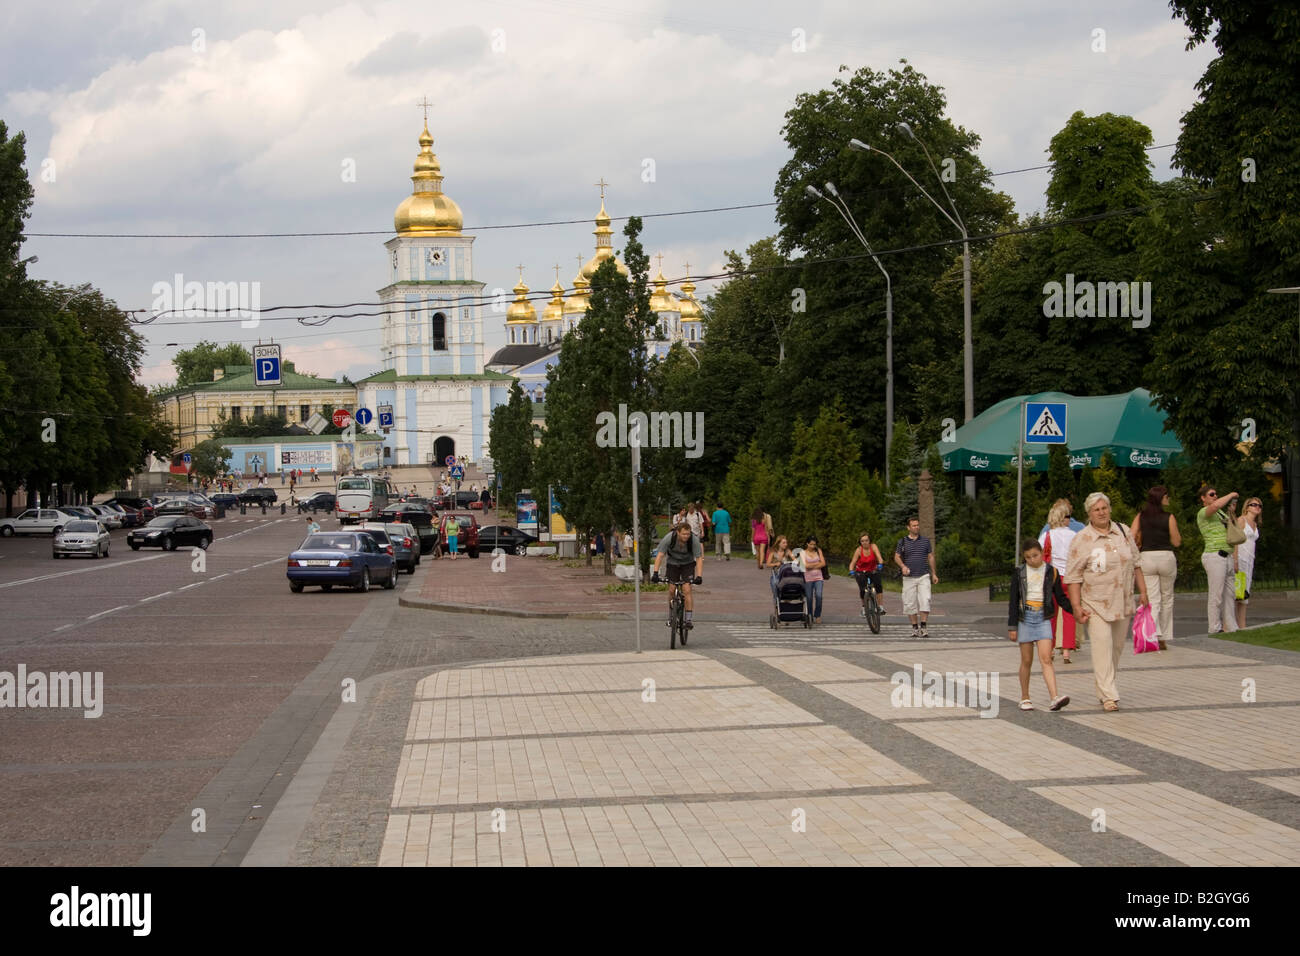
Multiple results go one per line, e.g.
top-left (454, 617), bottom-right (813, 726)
top-left (806, 183), bottom-right (894, 487)
top-left (1266, 286), bottom-right (1300, 531)
top-left (850, 124), bottom-right (976, 498)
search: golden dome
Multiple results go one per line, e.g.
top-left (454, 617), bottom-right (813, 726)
top-left (394, 125), bottom-right (464, 236)
top-left (543, 280), bottom-right (565, 323)
top-left (649, 269), bottom-right (681, 313)
top-left (563, 272), bottom-right (591, 316)
top-left (506, 276), bottom-right (536, 323)
top-left (580, 200), bottom-right (629, 280)
top-left (678, 275), bottom-right (702, 321)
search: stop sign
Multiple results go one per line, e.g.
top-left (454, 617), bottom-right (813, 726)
top-left (332, 408), bottom-right (352, 428)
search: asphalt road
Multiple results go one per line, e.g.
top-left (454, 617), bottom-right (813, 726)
top-left (0, 513), bottom-right (670, 866)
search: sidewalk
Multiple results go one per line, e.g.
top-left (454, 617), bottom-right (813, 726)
top-left (401, 547), bottom-right (1299, 628)
top-left (231, 547), bottom-right (1300, 867)
top-left (258, 630), bottom-right (1300, 867)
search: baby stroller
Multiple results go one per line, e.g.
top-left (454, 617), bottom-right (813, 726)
top-left (769, 561), bottom-right (812, 629)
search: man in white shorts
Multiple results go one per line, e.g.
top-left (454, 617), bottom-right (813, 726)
top-left (894, 517), bottom-right (939, 637)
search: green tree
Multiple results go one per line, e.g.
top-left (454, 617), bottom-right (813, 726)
top-left (488, 381), bottom-right (534, 501)
top-left (1140, 3), bottom-right (1300, 466)
top-left (172, 341), bottom-right (254, 388)
top-left (535, 218), bottom-right (651, 574)
top-left (774, 62), bottom-right (1014, 467)
top-left (718, 440), bottom-right (785, 548)
top-left (189, 439), bottom-right (232, 481)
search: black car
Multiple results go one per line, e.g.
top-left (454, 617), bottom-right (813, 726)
top-left (128, 516), bottom-right (213, 550)
top-left (211, 492), bottom-right (239, 510)
top-left (299, 492), bottom-right (337, 512)
top-left (478, 525), bottom-right (538, 556)
top-left (238, 487), bottom-right (279, 505)
top-left (379, 503), bottom-right (439, 554)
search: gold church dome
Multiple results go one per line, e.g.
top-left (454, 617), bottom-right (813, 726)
top-left (678, 275), bottom-right (702, 321)
top-left (563, 272), bottom-right (591, 315)
top-left (580, 200), bottom-right (629, 281)
top-left (649, 269), bottom-right (681, 313)
top-left (544, 279), bottom-right (565, 322)
top-left (394, 125), bottom-right (464, 236)
top-left (506, 275), bottom-right (537, 323)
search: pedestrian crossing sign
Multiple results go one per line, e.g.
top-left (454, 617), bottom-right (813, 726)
top-left (1025, 402), bottom-right (1067, 443)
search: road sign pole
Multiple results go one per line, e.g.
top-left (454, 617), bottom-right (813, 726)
top-left (1015, 401), bottom-right (1025, 565)
top-left (631, 424), bottom-right (641, 654)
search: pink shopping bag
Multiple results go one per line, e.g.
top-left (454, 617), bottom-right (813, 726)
top-left (1131, 604), bottom-right (1159, 654)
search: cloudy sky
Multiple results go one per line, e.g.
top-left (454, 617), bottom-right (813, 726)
top-left (4, 0), bottom-right (1213, 387)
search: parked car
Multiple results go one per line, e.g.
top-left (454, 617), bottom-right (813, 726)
top-left (88, 505), bottom-right (122, 530)
top-left (103, 497), bottom-right (154, 521)
top-left (477, 525), bottom-right (539, 556)
top-left (438, 512), bottom-right (481, 557)
top-left (107, 503), bottom-right (142, 528)
top-left (238, 487), bottom-right (279, 505)
top-left (211, 493), bottom-right (239, 511)
top-left (397, 495), bottom-right (435, 513)
top-left (298, 491), bottom-right (336, 512)
top-left (128, 516), bottom-right (213, 551)
top-left (358, 521), bottom-right (419, 574)
top-left (436, 491), bottom-right (482, 511)
top-left (154, 499), bottom-right (211, 520)
top-left (378, 503), bottom-right (439, 554)
top-left (0, 509), bottom-right (68, 536)
top-left (286, 531), bottom-right (396, 592)
top-left (57, 506), bottom-right (98, 521)
top-left (53, 520), bottom-right (111, 559)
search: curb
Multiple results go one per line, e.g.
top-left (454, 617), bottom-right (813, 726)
top-left (398, 595), bottom-right (633, 620)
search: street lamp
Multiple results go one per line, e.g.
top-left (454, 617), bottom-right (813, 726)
top-left (850, 130), bottom-right (975, 498)
top-left (1267, 286), bottom-right (1300, 531)
top-left (806, 183), bottom-right (894, 487)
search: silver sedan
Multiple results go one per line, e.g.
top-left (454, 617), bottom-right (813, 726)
top-left (53, 520), bottom-right (111, 559)
top-left (90, 505), bottom-right (123, 530)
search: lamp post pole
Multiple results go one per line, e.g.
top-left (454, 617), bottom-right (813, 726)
top-left (851, 131), bottom-right (975, 497)
top-left (806, 183), bottom-right (894, 487)
top-left (1266, 286), bottom-right (1300, 531)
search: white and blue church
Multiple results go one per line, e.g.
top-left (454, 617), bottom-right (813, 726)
top-left (354, 123), bottom-right (706, 467)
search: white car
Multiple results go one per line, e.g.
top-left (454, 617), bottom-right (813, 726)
top-left (53, 520), bottom-right (111, 558)
top-left (89, 505), bottom-right (122, 530)
top-left (0, 509), bottom-right (68, 536)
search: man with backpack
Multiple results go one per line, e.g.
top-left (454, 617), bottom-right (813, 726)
top-left (651, 522), bottom-right (704, 629)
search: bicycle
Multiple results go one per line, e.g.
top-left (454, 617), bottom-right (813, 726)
top-left (653, 571), bottom-right (692, 648)
top-left (852, 570), bottom-right (883, 634)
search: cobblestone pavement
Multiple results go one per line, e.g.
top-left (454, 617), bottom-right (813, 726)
top-left (244, 594), bottom-right (1300, 866)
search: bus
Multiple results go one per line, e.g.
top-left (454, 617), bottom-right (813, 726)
top-left (335, 475), bottom-right (394, 525)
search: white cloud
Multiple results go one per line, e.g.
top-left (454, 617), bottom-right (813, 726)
top-left (7, 0), bottom-right (1217, 382)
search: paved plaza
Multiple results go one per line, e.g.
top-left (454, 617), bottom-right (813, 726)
top-left (239, 553), bottom-right (1300, 867)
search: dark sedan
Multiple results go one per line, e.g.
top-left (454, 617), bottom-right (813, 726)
top-left (299, 492), bottom-right (337, 512)
top-left (478, 525), bottom-right (538, 556)
top-left (153, 499), bottom-right (211, 520)
top-left (378, 503), bottom-right (439, 554)
top-left (128, 516), bottom-right (213, 551)
top-left (286, 531), bottom-right (396, 593)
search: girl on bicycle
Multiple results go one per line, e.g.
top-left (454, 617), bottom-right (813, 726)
top-left (849, 532), bottom-right (885, 617)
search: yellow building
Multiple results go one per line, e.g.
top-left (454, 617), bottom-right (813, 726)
top-left (154, 365), bottom-right (357, 451)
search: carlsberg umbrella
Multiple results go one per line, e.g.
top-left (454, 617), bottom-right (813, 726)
top-left (937, 388), bottom-right (1185, 474)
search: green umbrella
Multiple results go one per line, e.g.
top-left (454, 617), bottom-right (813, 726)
top-left (937, 388), bottom-right (1185, 473)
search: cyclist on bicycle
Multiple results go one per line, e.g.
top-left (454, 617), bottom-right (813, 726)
top-left (849, 532), bottom-right (885, 617)
top-left (651, 521), bottom-right (704, 629)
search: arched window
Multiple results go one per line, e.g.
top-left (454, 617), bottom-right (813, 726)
top-left (432, 312), bottom-right (447, 350)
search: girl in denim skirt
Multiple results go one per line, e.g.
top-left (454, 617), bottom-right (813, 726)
top-left (1008, 539), bottom-right (1072, 712)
